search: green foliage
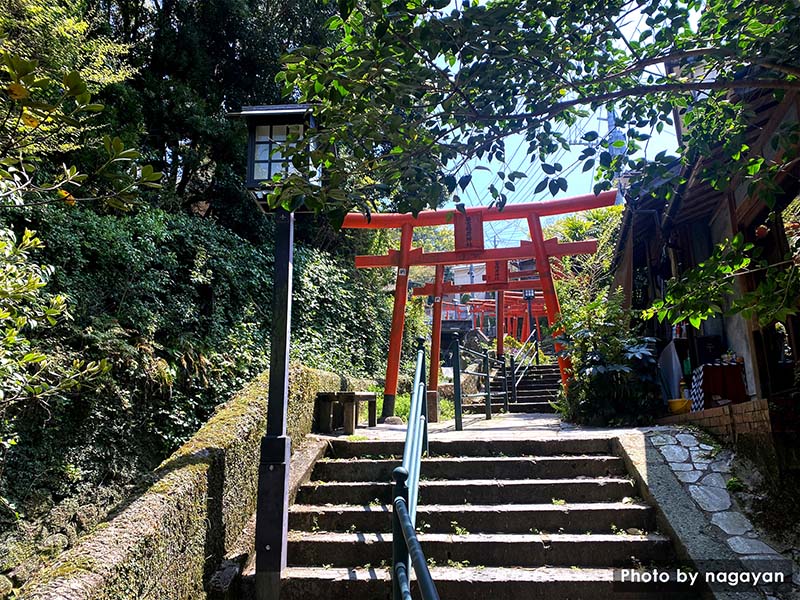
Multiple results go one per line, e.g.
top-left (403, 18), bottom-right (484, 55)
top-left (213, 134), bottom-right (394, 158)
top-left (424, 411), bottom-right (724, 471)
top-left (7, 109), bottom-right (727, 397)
top-left (0, 35), bottom-right (160, 209)
top-left (0, 227), bottom-right (107, 520)
top-left (553, 293), bottom-right (661, 427)
top-left (0, 0), bottom-right (135, 91)
top-left (643, 206), bottom-right (800, 328)
top-left (292, 245), bottom-right (394, 376)
top-left (546, 207), bottom-right (624, 320)
top-left (0, 206), bottom-right (271, 523)
top-left (271, 0), bottom-right (800, 214)
top-left (364, 384), bottom-right (454, 423)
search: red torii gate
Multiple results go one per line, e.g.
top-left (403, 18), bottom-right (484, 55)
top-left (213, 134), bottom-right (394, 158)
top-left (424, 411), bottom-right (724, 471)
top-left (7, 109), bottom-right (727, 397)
top-left (342, 190), bottom-right (616, 419)
top-left (466, 295), bottom-right (548, 342)
top-left (412, 260), bottom-right (548, 394)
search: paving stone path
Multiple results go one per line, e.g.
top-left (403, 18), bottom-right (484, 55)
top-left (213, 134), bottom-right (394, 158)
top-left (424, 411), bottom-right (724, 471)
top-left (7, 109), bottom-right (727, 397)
top-left (649, 427), bottom-right (797, 599)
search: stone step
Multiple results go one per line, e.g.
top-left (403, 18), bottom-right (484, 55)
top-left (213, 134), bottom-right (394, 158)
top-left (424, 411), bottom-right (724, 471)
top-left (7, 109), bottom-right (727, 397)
top-left (286, 531), bottom-right (673, 568)
top-left (312, 455), bottom-right (625, 482)
top-left (296, 477), bottom-right (636, 505)
top-left (239, 566), bottom-right (693, 600)
top-left (289, 502), bottom-right (655, 534)
top-left (325, 437), bottom-right (612, 459)
top-left (462, 402), bottom-right (556, 414)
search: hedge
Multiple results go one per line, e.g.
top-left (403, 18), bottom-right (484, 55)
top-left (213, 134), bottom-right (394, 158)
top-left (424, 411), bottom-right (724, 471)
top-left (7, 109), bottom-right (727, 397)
top-left (18, 364), bottom-right (372, 600)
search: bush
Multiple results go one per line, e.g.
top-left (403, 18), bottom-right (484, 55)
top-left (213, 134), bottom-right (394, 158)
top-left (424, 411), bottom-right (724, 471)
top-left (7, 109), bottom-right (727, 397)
top-left (553, 293), bottom-right (662, 427)
top-left (0, 204), bottom-right (403, 526)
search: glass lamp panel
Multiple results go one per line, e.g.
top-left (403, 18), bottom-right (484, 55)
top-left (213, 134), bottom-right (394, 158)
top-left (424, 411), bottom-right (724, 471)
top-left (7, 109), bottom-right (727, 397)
top-left (271, 125), bottom-right (288, 141)
top-left (255, 143), bottom-right (272, 161)
top-left (253, 162), bottom-right (271, 181)
top-left (255, 126), bottom-right (270, 142)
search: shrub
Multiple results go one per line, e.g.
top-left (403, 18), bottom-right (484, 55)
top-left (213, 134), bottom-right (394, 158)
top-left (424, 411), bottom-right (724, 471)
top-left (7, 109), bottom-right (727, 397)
top-left (552, 293), bottom-right (662, 427)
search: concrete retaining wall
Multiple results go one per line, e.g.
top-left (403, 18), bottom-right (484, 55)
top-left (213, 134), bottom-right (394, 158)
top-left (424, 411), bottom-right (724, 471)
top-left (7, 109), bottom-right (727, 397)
top-left (657, 398), bottom-right (771, 441)
top-left (18, 365), bottom-right (373, 600)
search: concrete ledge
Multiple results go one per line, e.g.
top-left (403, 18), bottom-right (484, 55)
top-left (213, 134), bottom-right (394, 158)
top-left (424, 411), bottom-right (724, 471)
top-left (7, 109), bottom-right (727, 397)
top-left (206, 438), bottom-right (328, 600)
top-left (18, 365), bottom-right (369, 600)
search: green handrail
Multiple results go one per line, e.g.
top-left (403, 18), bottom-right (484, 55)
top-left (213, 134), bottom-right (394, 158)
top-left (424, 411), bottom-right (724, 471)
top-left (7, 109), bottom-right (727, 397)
top-left (392, 339), bottom-right (439, 600)
top-left (451, 337), bottom-right (510, 426)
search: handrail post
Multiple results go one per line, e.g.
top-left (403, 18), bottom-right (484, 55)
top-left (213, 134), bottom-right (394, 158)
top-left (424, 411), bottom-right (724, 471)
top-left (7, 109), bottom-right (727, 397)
top-left (452, 334), bottom-right (463, 431)
top-left (501, 356), bottom-right (509, 413)
top-left (509, 355), bottom-right (518, 404)
top-left (417, 338), bottom-right (428, 456)
top-left (392, 467), bottom-right (410, 600)
top-left (483, 350), bottom-right (492, 420)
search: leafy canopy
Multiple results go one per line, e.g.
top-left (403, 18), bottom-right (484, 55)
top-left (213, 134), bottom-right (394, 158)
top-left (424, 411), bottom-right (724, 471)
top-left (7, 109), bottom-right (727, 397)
top-left (271, 0), bottom-right (800, 215)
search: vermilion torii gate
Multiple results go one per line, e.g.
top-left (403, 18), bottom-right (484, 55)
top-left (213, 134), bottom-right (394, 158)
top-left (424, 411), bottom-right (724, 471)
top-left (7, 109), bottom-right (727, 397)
top-left (342, 190), bottom-right (616, 419)
top-left (412, 262), bottom-right (554, 396)
top-left (466, 295), bottom-right (548, 342)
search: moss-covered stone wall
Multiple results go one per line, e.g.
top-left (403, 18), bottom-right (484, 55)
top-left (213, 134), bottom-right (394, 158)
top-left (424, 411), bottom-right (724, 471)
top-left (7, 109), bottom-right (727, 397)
top-left (17, 364), bottom-right (371, 600)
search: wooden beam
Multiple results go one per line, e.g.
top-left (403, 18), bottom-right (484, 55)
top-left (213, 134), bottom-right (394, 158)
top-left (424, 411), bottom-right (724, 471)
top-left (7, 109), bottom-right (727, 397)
top-left (355, 239), bottom-right (598, 268)
top-left (342, 191), bottom-right (617, 229)
top-left (412, 280), bottom-right (545, 295)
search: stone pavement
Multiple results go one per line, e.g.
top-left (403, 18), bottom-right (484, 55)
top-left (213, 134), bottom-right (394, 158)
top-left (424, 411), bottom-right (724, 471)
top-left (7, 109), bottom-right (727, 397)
top-left (340, 412), bottom-right (798, 599)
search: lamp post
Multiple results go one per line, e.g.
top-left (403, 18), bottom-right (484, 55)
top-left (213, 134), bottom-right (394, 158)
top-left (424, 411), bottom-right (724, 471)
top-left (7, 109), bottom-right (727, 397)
top-left (523, 287), bottom-right (539, 365)
top-left (230, 104), bottom-right (314, 600)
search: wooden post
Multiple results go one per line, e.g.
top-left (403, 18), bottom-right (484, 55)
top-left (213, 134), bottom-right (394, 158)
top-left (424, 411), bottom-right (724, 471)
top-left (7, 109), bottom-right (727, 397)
top-left (496, 290), bottom-right (505, 357)
top-left (383, 223), bottom-right (414, 419)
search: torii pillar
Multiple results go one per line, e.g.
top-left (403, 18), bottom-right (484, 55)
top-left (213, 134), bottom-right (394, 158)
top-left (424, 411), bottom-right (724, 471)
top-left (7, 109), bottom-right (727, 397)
top-left (496, 291), bottom-right (506, 356)
top-left (528, 215), bottom-right (570, 384)
top-left (383, 223), bottom-right (413, 420)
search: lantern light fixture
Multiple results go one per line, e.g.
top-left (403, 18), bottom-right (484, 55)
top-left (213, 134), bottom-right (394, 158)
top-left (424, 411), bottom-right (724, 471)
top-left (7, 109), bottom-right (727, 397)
top-left (227, 104), bottom-right (316, 193)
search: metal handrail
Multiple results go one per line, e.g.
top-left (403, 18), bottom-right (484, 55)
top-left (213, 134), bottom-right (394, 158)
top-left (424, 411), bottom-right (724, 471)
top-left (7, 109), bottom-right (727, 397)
top-left (514, 328), bottom-right (540, 388)
top-left (451, 334), bottom-right (510, 428)
top-left (392, 339), bottom-right (439, 600)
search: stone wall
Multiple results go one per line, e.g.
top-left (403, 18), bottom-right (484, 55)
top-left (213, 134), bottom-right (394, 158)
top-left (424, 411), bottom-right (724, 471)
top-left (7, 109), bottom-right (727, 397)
top-left (657, 398), bottom-right (772, 441)
top-left (17, 365), bottom-right (373, 600)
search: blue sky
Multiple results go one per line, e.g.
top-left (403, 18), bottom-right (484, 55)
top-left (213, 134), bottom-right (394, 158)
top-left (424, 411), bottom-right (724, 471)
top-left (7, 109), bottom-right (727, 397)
top-left (434, 0), bottom-right (687, 247)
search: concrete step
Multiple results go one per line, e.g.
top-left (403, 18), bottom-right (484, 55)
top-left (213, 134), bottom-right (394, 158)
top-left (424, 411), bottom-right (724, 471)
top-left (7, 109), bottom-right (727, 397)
top-left (515, 389), bottom-right (559, 396)
top-left (462, 402), bottom-right (555, 413)
top-left (312, 455), bottom-right (625, 482)
top-left (515, 382), bottom-right (560, 390)
top-left (296, 477), bottom-right (636, 505)
top-left (240, 566), bottom-right (693, 600)
top-left (287, 531), bottom-right (673, 568)
top-left (514, 395), bottom-right (558, 403)
top-left (325, 437), bottom-right (612, 459)
top-left (289, 502), bottom-right (655, 534)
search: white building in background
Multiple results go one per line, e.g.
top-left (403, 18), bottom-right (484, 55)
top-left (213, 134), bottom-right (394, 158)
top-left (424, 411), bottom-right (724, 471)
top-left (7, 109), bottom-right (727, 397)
top-left (451, 263), bottom-right (487, 300)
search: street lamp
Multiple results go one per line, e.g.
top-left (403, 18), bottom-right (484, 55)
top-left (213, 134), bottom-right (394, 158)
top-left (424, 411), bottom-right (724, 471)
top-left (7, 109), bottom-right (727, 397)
top-left (229, 104), bottom-right (314, 600)
top-left (229, 103), bottom-right (316, 194)
top-left (522, 288), bottom-right (539, 365)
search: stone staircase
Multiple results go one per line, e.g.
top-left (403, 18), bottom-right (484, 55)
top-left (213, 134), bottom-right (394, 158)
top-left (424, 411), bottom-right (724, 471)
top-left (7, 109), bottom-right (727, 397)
top-left (464, 363), bottom-right (560, 415)
top-left (239, 436), bottom-right (691, 599)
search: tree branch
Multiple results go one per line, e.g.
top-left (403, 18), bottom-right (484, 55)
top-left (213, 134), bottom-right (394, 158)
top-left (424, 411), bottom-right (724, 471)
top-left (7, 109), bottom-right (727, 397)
top-left (457, 79), bottom-right (800, 123)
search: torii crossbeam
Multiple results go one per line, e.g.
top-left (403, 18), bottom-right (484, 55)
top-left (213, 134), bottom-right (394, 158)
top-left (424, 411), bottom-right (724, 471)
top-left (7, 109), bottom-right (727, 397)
top-left (342, 190), bottom-right (616, 419)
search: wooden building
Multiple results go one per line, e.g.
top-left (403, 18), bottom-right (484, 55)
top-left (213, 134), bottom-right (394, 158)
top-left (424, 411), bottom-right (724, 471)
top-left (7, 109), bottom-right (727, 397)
top-left (612, 89), bottom-right (799, 462)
